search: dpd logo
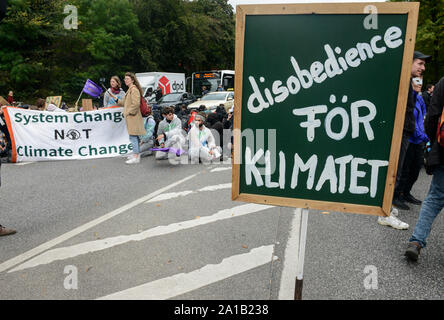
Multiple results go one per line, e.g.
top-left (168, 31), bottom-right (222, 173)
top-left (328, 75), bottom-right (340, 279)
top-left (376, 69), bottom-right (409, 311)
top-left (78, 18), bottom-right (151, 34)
top-left (158, 76), bottom-right (171, 95)
top-left (172, 81), bottom-right (184, 92)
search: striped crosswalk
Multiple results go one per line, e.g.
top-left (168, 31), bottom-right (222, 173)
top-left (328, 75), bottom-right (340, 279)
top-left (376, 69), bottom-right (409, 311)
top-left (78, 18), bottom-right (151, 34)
top-left (1, 164), bottom-right (295, 300)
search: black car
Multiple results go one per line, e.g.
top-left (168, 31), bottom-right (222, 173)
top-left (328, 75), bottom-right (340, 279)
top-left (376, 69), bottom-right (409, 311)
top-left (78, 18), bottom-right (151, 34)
top-left (153, 92), bottom-right (197, 111)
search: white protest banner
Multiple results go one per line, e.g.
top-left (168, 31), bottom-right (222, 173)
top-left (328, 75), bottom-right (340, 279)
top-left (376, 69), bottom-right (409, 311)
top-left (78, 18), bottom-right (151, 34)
top-left (3, 106), bottom-right (132, 163)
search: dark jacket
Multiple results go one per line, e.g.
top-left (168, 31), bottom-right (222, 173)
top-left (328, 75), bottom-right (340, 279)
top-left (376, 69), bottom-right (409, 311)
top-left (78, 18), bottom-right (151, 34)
top-left (403, 83), bottom-right (416, 135)
top-left (424, 76), bottom-right (444, 173)
top-left (422, 90), bottom-right (432, 112)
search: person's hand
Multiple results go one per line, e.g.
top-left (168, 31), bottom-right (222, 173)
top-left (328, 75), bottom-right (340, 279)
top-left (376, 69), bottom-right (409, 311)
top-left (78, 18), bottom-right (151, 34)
top-left (156, 134), bottom-right (164, 141)
top-left (209, 149), bottom-right (214, 155)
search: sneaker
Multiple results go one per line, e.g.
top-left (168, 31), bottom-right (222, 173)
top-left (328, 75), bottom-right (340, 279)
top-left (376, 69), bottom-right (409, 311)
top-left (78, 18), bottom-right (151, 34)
top-left (377, 214), bottom-right (409, 230)
top-left (402, 193), bottom-right (422, 205)
top-left (405, 241), bottom-right (421, 261)
top-left (392, 196), bottom-right (410, 210)
top-left (0, 225), bottom-right (16, 236)
top-left (125, 155), bottom-right (140, 164)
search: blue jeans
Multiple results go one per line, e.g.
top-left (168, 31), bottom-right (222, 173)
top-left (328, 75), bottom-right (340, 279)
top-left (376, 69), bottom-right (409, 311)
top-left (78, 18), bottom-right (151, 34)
top-left (409, 165), bottom-right (444, 248)
top-left (129, 135), bottom-right (140, 154)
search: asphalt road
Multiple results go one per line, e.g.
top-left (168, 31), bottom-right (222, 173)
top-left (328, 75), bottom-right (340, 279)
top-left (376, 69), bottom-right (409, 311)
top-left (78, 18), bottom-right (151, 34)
top-left (0, 156), bottom-right (442, 300)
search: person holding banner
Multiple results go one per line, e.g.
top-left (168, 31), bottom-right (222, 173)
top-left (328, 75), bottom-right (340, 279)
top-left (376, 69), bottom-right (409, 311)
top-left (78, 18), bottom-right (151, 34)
top-left (103, 76), bottom-right (125, 108)
top-left (117, 73), bottom-right (146, 164)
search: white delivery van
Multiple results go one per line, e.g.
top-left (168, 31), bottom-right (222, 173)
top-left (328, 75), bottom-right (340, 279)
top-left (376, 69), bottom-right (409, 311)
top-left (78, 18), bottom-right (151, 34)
top-left (135, 72), bottom-right (186, 99)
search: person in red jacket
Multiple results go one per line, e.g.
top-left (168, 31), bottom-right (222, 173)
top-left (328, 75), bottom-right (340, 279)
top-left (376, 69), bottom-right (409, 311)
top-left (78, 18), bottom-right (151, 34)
top-left (7, 91), bottom-right (14, 105)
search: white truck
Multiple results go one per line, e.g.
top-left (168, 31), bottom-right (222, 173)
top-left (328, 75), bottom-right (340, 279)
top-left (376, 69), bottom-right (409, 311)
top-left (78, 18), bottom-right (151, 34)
top-left (135, 72), bottom-right (186, 100)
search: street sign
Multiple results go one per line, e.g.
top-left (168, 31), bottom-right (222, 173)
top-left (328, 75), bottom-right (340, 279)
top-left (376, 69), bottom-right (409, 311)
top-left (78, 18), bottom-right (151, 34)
top-left (232, 2), bottom-right (419, 216)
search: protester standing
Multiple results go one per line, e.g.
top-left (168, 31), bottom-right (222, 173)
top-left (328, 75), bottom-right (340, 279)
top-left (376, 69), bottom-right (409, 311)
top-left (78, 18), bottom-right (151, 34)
top-left (7, 91), bottom-right (14, 105)
top-left (155, 86), bottom-right (163, 102)
top-left (377, 50), bottom-right (431, 230)
top-left (405, 75), bottom-right (444, 262)
top-left (103, 76), bottom-right (125, 108)
top-left (117, 72), bottom-right (146, 164)
top-left (422, 84), bottom-right (434, 112)
top-left (397, 77), bottom-right (429, 206)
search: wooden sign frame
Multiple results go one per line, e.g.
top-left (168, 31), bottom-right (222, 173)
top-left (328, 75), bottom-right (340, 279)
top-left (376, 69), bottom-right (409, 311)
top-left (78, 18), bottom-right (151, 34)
top-left (232, 2), bottom-right (419, 217)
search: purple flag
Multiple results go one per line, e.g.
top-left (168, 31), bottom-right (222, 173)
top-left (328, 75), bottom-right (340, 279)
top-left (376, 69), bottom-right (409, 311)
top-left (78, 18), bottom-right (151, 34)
top-left (82, 79), bottom-right (103, 98)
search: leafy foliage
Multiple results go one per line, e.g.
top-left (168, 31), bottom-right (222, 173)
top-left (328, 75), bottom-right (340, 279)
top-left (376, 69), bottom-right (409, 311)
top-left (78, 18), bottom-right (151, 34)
top-left (0, 0), bottom-right (235, 104)
top-left (390, 0), bottom-right (443, 85)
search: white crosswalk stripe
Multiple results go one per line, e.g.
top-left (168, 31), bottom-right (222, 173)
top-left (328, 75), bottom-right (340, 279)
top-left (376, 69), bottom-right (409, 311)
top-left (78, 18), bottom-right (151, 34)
top-left (9, 203), bottom-right (272, 273)
top-left (146, 183), bottom-right (231, 203)
top-left (97, 245), bottom-right (277, 300)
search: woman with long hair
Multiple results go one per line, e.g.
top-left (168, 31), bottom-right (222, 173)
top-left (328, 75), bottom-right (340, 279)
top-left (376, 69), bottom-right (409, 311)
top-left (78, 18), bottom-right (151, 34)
top-left (117, 72), bottom-right (146, 164)
top-left (103, 76), bottom-right (125, 108)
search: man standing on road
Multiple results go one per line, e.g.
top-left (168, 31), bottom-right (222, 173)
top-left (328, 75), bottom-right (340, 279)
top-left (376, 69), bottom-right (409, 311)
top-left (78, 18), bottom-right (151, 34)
top-left (405, 75), bottom-right (444, 262)
top-left (377, 51), bottom-right (431, 230)
top-left (0, 159), bottom-right (16, 236)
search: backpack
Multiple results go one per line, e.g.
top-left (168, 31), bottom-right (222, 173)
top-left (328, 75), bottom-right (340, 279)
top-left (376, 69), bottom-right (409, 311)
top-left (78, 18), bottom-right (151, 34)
top-left (436, 106), bottom-right (444, 148)
top-left (140, 97), bottom-right (151, 117)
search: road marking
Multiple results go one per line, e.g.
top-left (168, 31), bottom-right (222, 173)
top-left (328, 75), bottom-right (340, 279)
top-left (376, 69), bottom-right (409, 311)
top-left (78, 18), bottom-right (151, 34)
top-left (210, 166), bottom-right (231, 172)
top-left (0, 172), bottom-right (201, 273)
top-left (278, 208), bottom-right (301, 300)
top-left (146, 183), bottom-right (231, 203)
top-left (14, 162), bottom-right (33, 166)
top-left (97, 245), bottom-right (277, 300)
top-left (9, 203), bottom-right (273, 273)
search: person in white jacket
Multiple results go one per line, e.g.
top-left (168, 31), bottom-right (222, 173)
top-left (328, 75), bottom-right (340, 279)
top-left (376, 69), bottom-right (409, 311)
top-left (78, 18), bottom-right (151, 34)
top-left (155, 106), bottom-right (186, 160)
top-left (188, 113), bottom-right (222, 164)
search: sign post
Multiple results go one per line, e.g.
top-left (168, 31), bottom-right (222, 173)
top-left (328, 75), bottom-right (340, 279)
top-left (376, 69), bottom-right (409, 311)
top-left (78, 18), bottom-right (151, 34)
top-left (232, 2), bottom-right (419, 299)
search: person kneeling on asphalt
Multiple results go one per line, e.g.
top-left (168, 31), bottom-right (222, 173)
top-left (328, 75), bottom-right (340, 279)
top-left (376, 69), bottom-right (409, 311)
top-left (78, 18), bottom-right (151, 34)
top-left (139, 110), bottom-right (156, 157)
top-left (155, 106), bottom-right (186, 160)
top-left (188, 112), bottom-right (222, 164)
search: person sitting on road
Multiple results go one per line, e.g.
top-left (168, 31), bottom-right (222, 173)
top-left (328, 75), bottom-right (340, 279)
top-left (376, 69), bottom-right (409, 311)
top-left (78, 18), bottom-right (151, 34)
top-left (139, 109), bottom-right (156, 157)
top-left (188, 112), bottom-right (222, 164)
top-left (206, 112), bottom-right (223, 151)
top-left (155, 106), bottom-right (186, 160)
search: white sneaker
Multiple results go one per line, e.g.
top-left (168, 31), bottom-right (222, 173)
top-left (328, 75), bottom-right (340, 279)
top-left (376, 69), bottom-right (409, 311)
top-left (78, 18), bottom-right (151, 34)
top-left (125, 155), bottom-right (140, 164)
top-left (126, 154), bottom-right (134, 161)
top-left (377, 214), bottom-right (409, 230)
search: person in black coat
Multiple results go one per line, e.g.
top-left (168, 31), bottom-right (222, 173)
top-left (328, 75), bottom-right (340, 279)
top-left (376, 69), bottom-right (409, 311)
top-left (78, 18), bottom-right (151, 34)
top-left (206, 112), bottom-right (224, 149)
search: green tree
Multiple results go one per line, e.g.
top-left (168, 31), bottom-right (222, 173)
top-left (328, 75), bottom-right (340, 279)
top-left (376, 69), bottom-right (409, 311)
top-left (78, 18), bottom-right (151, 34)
top-left (390, 0), bottom-right (443, 84)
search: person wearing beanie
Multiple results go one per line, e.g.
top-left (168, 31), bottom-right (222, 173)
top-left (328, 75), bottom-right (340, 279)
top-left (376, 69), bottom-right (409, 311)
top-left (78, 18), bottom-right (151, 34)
top-left (188, 112), bottom-right (222, 163)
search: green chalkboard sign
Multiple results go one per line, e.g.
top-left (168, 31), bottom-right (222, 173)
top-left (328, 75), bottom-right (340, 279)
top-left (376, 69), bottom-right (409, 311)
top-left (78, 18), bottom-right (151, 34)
top-left (232, 3), bottom-right (419, 216)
